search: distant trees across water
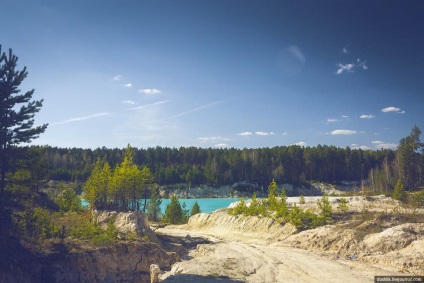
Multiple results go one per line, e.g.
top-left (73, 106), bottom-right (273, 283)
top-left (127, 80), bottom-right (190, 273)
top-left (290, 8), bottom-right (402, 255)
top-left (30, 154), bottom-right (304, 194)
top-left (35, 144), bottom-right (386, 185)
top-left (22, 126), bottom-right (422, 191)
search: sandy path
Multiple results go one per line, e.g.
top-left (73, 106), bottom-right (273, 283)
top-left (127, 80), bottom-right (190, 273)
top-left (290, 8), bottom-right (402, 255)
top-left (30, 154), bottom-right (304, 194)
top-left (156, 227), bottom-right (407, 283)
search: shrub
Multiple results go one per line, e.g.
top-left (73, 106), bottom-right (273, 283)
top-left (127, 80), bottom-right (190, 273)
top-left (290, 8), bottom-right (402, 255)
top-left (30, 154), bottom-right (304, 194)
top-left (337, 197), bottom-right (349, 212)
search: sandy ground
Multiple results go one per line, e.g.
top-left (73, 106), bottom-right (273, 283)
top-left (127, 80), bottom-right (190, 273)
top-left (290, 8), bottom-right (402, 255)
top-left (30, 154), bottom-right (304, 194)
top-left (156, 226), bottom-right (410, 283)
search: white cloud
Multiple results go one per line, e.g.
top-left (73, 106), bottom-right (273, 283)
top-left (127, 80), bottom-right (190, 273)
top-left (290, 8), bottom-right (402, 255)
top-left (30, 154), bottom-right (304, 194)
top-left (336, 63), bottom-right (355, 75)
top-left (287, 46), bottom-right (306, 64)
top-left (336, 58), bottom-right (368, 75)
top-left (282, 132), bottom-right (288, 135)
top-left (255, 131), bottom-right (274, 136)
top-left (371, 140), bottom-right (397, 149)
top-left (381, 106), bottom-right (405, 114)
top-left (123, 83), bottom-right (132, 88)
top-left (214, 143), bottom-right (229, 148)
top-left (122, 100), bottom-right (136, 105)
top-left (113, 75), bottom-right (122, 81)
top-left (52, 112), bottom-right (110, 126)
top-left (295, 141), bottom-right (307, 147)
top-left (139, 88), bottom-right (161, 95)
top-left (330, 129), bottom-right (357, 135)
top-left (238, 132), bottom-right (253, 136)
top-left (341, 115), bottom-right (349, 118)
top-left (198, 137), bottom-right (229, 142)
top-left (360, 114), bottom-right (375, 119)
top-left (342, 47), bottom-right (349, 54)
top-left (327, 118), bottom-right (339, 123)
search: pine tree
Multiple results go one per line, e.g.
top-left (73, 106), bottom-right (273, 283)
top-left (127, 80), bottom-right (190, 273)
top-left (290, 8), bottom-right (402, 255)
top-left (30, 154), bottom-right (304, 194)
top-left (163, 195), bottom-right (185, 224)
top-left (317, 195), bottom-right (332, 223)
top-left (398, 126), bottom-right (423, 190)
top-left (267, 179), bottom-right (278, 211)
top-left (146, 187), bottom-right (162, 222)
top-left (337, 197), bottom-right (349, 212)
top-left (393, 179), bottom-right (406, 202)
top-left (190, 201), bottom-right (201, 216)
top-left (0, 46), bottom-right (48, 193)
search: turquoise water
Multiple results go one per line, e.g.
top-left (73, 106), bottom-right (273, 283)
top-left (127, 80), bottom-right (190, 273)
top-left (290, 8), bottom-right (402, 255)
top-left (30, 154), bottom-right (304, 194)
top-left (82, 198), bottom-right (243, 213)
top-left (160, 198), bottom-right (241, 214)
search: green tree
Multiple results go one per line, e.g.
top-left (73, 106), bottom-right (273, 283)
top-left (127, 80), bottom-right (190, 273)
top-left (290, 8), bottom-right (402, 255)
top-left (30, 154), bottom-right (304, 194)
top-left (267, 179), bottom-right (278, 211)
top-left (83, 158), bottom-right (111, 210)
top-left (393, 178), bottom-right (406, 201)
top-left (276, 186), bottom-right (288, 218)
top-left (162, 195), bottom-right (186, 224)
top-left (190, 201), bottom-right (201, 216)
top-left (146, 186), bottom-right (162, 222)
top-left (0, 46), bottom-right (48, 193)
top-left (337, 197), bottom-right (349, 212)
top-left (247, 193), bottom-right (259, 216)
top-left (317, 195), bottom-right (332, 223)
top-left (398, 126), bottom-right (423, 190)
top-left (288, 204), bottom-right (303, 229)
top-left (55, 182), bottom-right (82, 212)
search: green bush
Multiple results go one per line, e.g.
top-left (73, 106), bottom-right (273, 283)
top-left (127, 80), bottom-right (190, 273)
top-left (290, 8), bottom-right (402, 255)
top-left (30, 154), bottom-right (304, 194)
top-left (337, 197), bottom-right (349, 212)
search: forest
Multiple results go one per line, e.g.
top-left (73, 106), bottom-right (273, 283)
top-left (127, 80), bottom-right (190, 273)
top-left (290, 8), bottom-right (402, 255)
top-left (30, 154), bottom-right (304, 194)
top-left (29, 125), bottom-right (423, 192)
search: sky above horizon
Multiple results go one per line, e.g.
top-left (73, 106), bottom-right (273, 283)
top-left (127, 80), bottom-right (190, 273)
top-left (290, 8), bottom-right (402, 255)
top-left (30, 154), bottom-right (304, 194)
top-left (2, 0), bottom-right (423, 150)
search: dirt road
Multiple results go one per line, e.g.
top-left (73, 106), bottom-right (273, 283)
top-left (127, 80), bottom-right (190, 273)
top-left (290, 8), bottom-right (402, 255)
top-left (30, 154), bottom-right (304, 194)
top-left (156, 227), bottom-right (408, 283)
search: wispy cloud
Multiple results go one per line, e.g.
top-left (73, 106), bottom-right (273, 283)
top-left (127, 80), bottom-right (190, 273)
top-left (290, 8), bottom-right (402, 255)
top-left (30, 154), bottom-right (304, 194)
top-left (198, 137), bottom-right (230, 142)
top-left (341, 115), bottom-right (349, 118)
top-left (287, 46), bottom-right (306, 64)
top-left (123, 83), bottom-right (132, 88)
top-left (52, 112), bottom-right (110, 126)
top-left (255, 131), bottom-right (275, 136)
top-left (327, 118), bottom-right (340, 123)
top-left (170, 101), bottom-right (223, 119)
top-left (238, 132), bottom-right (253, 136)
top-left (295, 141), bottom-right (307, 147)
top-left (336, 58), bottom-right (368, 75)
top-left (139, 88), bottom-right (161, 95)
top-left (330, 129), bottom-right (357, 135)
top-left (336, 63), bottom-right (354, 75)
top-left (360, 114), bottom-right (375, 119)
top-left (113, 75), bottom-right (122, 81)
top-left (372, 140), bottom-right (398, 149)
top-left (214, 143), bottom-right (229, 148)
top-left (122, 100), bottom-right (136, 105)
top-left (381, 106), bottom-right (405, 114)
top-left (130, 100), bottom-right (171, 111)
top-left (342, 47), bottom-right (349, 54)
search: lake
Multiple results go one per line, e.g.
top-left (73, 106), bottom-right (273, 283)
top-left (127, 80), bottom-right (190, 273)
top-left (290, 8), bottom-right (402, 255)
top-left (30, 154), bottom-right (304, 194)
top-left (82, 197), bottom-right (242, 214)
top-left (159, 198), bottom-right (242, 214)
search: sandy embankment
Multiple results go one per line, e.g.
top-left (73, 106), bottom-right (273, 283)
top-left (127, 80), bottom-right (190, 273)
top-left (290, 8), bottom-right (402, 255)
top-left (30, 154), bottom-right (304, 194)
top-left (155, 196), bottom-right (423, 282)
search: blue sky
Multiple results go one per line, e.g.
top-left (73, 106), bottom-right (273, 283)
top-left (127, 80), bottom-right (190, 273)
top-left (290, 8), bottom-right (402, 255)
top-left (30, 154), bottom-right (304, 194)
top-left (2, 0), bottom-right (423, 149)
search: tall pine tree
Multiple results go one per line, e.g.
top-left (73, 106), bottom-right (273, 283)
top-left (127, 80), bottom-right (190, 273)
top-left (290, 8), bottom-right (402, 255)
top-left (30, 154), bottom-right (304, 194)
top-left (0, 46), bottom-right (48, 193)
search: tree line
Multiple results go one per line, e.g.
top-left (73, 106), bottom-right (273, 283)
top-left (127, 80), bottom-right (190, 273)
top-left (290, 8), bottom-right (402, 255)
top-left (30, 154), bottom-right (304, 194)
top-left (37, 144), bottom-right (399, 187)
